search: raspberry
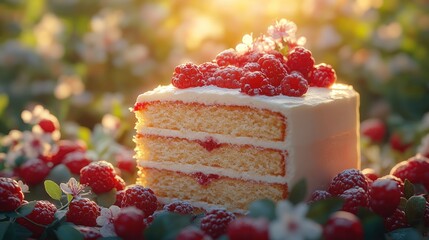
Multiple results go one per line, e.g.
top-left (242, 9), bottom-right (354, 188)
top-left (308, 64), bottom-right (336, 87)
top-left (323, 211), bottom-right (363, 240)
top-left (80, 161), bottom-right (116, 194)
top-left (114, 190), bottom-right (125, 207)
top-left (66, 198), bottom-right (100, 227)
top-left (0, 177), bottom-right (24, 212)
top-left (212, 65), bottom-right (243, 89)
top-left (227, 217), bottom-right (269, 240)
top-left (389, 132), bottom-right (412, 153)
top-left (257, 54), bottom-right (288, 86)
top-left (18, 158), bottom-right (50, 186)
top-left (384, 208), bottom-right (408, 232)
top-left (239, 50), bottom-right (264, 66)
top-left (339, 187), bottom-right (369, 214)
top-left (380, 175), bottom-right (404, 196)
top-left (163, 201), bottom-right (194, 215)
top-left (369, 178), bottom-right (402, 217)
top-left (116, 159), bottom-right (136, 173)
top-left (176, 226), bottom-right (208, 240)
top-left (216, 48), bottom-right (239, 66)
top-left (198, 62), bottom-right (219, 83)
top-left (260, 82), bottom-right (279, 96)
top-left (361, 168), bottom-right (379, 183)
top-left (114, 175), bottom-right (126, 191)
top-left (280, 72), bottom-right (309, 97)
top-left (114, 207), bottom-right (146, 240)
top-left (38, 118), bottom-right (56, 133)
top-left (309, 190), bottom-right (332, 203)
top-left (390, 155), bottom-right (429, 188)
top-left (46, 140), bottom-right (86, 166)
top-left (63, 152), bottom-right (91, 174)
top-left (425, 201), bottom-right (429, 227)
top-left (172, 63), bottom-right (204, 89)
top-left (328, 169), bottom-right (369, 195)
top-left (360, 119), bottom-right (386, 143)
top-left (200, 209), bottom-right (236, 239)
top-left (121, 185), bottom-right (157, 217)
top-left (243, 62), bottom-right (261, 72)
top-left (74, 226), bottom-right (102, 240)
top-left (286, 47), bottom-right (315, 77)
top-left (240, 71), bottom-right (269, 96)
top-left (16, 200), bottom-right (57, 238)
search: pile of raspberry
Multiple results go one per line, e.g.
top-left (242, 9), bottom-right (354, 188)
top-left (310, 154), bottom-right (429, 239)
top-left (172, 46), bottom-right (336, 97)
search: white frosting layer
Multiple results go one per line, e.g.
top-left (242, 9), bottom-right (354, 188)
top-left (135, 84), bottom-right (360, 194)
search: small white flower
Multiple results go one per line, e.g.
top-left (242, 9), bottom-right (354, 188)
top-left (21, 105), bottom-right (51, 125)
top-left (269, 201), bottom-right (322, 240)
top-left (20, 131), bottom-right (52, 159)
top-left (60, 178), bottom-right (88, 197)
top-left (97, 205), bottom-right (121, 237)
top-left (17, 180), bottom-right (30, 193)
top-left (267, 19), bottom-right (297, 42)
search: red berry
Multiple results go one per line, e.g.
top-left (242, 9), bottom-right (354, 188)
top-left (389, 132), bottom-right (412, 153)
top-left (309, 190), bottom-right (332, 203)
top-left (360, 119), bottom-right (386, 143)
top-left (114, 175), bottom-right (126, 191)
top-left (114, 207), bottom-right (146, 240)
top-left (390, 155), bottom-right (429, 189)
top-left (212, 65), bottom-right (243, 89)
top-left (384, 208), bottom-right (408, 232)
top-left (380, 175), bottom-right (404, 196)
top-left (339, 187), bottom-right (369, 214)
top-left (74, 226), bottom-right (102, 240)
top-left (38, 118), bottom-right (56, 133)
top-left (239, 50), bottom-right (264, 66)
top-left (116, 159), bottom-right (136, 173)
top-left (216, 49), bottom-right (239, 66)
top-left (323, 211), bottom-right (363, 240)
top-left (47, 140), bottom-right (86, 166)
top-left (286, 47), bottom-right (315, 77)
top-left (257, 54), bottom-right (288, 86)
top-left (66, 198), bottom-right (100, 227)
top-left (243, 62), bottom-right (261, 72)
top-left (172, 63), bottom-right (204, 89)
top-left (63, 152), bottom-right (91, 175)
top-left (240, 71), bottom-right (269, 96)
top-left (328, 169), bottom-right (369, 195)
top-left (280, 72), bottom-right (309, 97)
top-left (121, 185), bottom-right (157, 217)
top-left (198, 62), bottom-right (219, 83)
top-left (80, 161), bottom-right (116, 194)
top-left (260, 82), bottom-right (279, 96)
top-left (308, 64), bottom-right (336, 87)
top-left (0, 177), bottom-right (24, 211)
top-left (163, 201), bottom-right (194, 215)
top-left (227, 217), bottom-right (269, 240)
top-left (16, 201), bottom-right (57, 238)
top-left (200, 209), bottom-right (236, 239)
top-left (176, 226), bottom-right (209, 240)
top-left (19, 158), bottom-right (50, 186)
top-left (361, 168), bottom-right (379, 183)
top-left (369, 178), bottom-right (402, 217)
top-left (114, 190), bottom-right (125, 207)
top-left (424, 201), bottom-right (429, 227)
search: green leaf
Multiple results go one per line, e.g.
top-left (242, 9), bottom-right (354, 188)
top-left (17, 201), bottom-right (37, 217)
top-left (405, 195), bottom-right (426, 226)
top-left (55, 224), bottom-right (84, 240)
top-left (386, 227), bottom-right (423, 240)
top-left (44, 180), bottom-right (62, 201)
top-left (67, 194), bottom-right (73, 203)
top-left (288, 179), bottom-right (307, 205)
top-left (96, 188), bottom-right (117, 208)
top-left (306, 198), bottom-right (343, 225)
top-left (144, 212), bottom-right (192, 240)
top-left (3, 222), bottom-right (33, 240)
top-left (404, 179), bottom-right (415, 199)
top-left (0, 222), bottom-right (10, 240)
top-left (0, 94), bottom-right (8, 116)
top-left (46, 164), bottom-right (72, 185)
top-left (248, 199), bottom-right (276, 221)
top-left (399, 197), bottom-right (407, 211)
top-left (356, 208), bottom-right (385, 240)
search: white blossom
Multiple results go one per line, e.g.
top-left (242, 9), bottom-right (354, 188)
top-left (97, 205), bottom-right (121, 237)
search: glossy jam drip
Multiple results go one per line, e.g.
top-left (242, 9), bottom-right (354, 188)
top-left (196, 137), bottom-right (221, 152)
top-left (192, 172), bottom-right (220, 186)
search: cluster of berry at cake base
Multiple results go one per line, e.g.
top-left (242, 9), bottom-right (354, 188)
top-left (171, 19), bottom-right (336, 96)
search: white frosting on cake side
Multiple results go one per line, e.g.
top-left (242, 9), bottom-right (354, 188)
top-left (135, 83), bottom-right (360, 194)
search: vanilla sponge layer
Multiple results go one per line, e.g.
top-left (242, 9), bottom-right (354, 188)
top-left (137, 167), bottom-right (288, 210)
top-left (135, 134), bottom-right (286, 177)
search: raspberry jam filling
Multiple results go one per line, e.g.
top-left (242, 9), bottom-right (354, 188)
top-left (192, 172), bottom-right (220, 186)
top-left (196, 137), bottom-right (221, 152)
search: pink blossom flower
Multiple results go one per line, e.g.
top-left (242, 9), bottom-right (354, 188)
top-left (60, 178), bottom-right (89, 198)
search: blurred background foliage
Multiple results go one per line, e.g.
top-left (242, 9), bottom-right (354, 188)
top-left (0, 0), bottom-right (428, 148)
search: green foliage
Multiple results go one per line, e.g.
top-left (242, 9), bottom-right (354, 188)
top-left (144, 211), bottom-right (193, 240)
top-left (44, 180), bottom-right (62, 201)
top-left (306, 198), bottom-right (343, 225)
top-left (55, 224), bottom-right (84, 240)
top-left (288, 179), bottom-right (307, 205)
top-left (248, 199), bottom-right (276, 221)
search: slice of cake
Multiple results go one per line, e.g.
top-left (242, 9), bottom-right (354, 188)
top-left (133, 19), bottom-right (360, 212)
